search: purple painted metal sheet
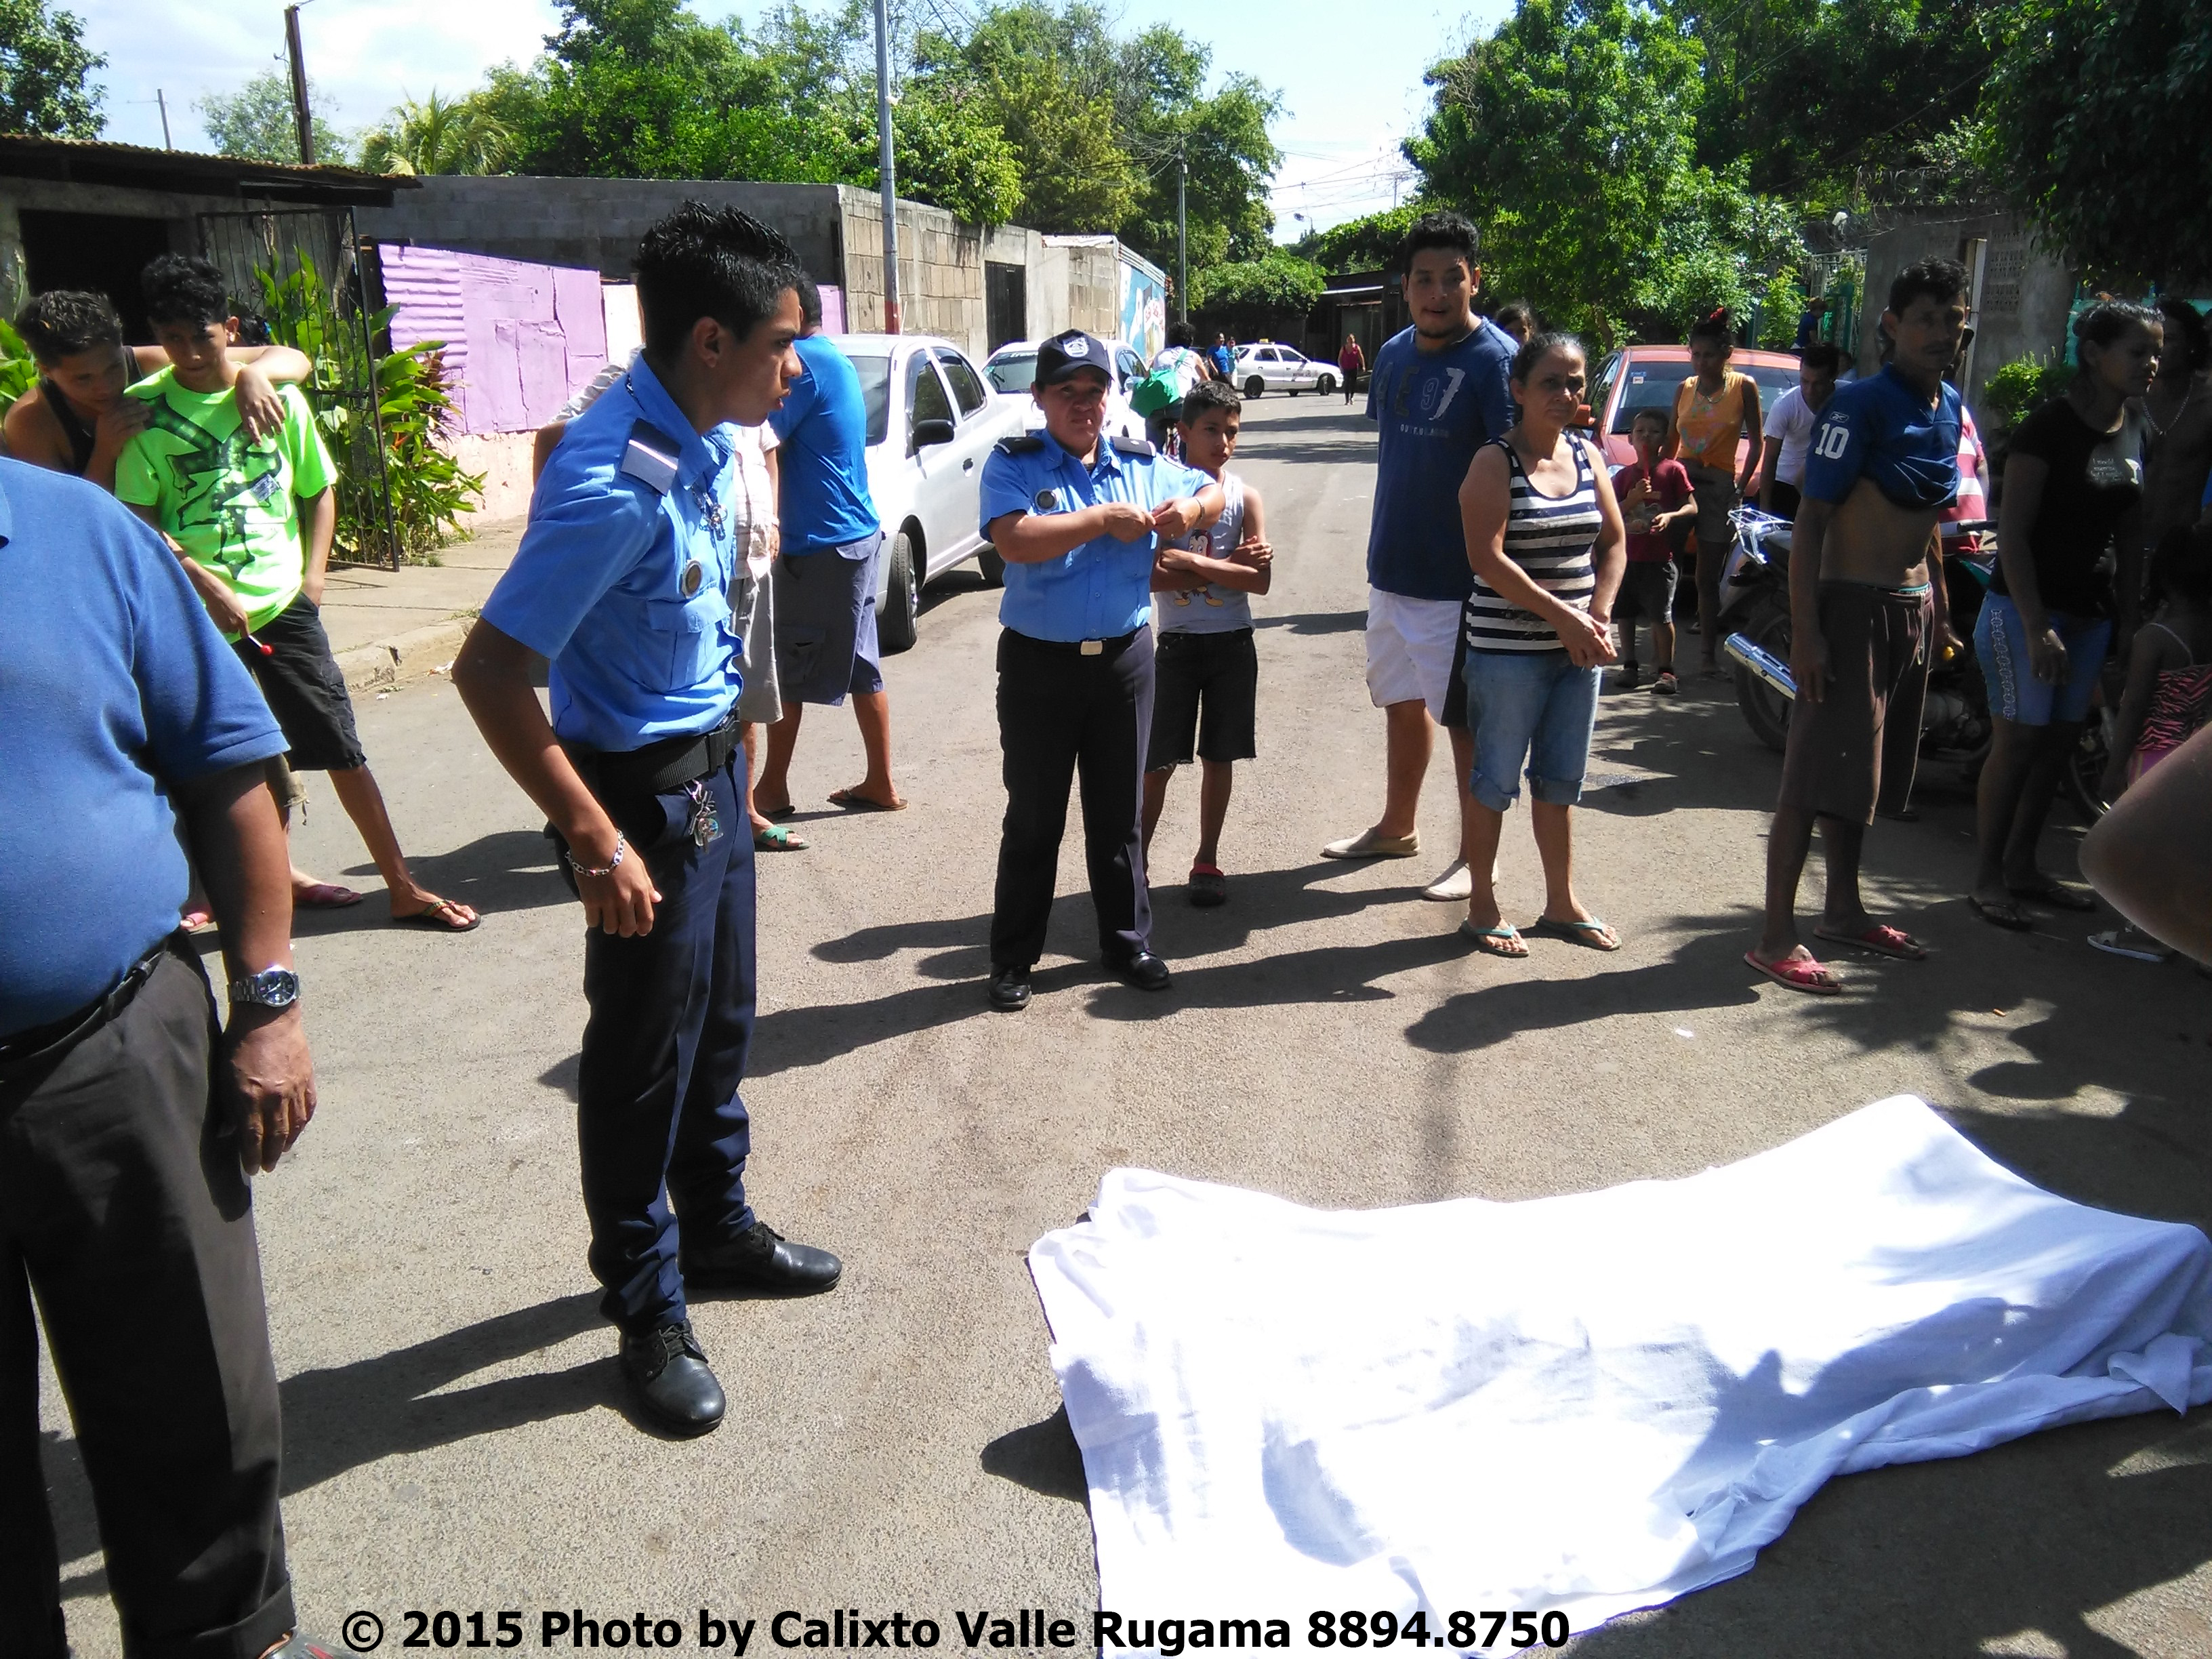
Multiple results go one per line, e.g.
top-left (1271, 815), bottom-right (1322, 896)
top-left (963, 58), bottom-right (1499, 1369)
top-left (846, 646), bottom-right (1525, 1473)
top-left (379, 242), bottom-right (611, 435)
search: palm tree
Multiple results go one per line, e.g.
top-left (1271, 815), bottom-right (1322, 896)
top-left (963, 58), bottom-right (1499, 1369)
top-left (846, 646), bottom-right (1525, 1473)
top-left (360, 91), bottom-right (511, 176)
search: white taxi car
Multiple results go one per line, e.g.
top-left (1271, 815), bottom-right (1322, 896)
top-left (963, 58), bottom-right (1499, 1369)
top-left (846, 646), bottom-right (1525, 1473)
top-left (837, 333), bottom-right (1028, 651)
top-left (1234, 342), bottom-right (1336, 398)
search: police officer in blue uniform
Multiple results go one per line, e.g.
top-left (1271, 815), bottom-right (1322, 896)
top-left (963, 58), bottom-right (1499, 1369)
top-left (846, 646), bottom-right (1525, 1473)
top-left (455, 205), bottom-right (840, 1436)
top-left (981, 329), bottom-right (1225, 1010)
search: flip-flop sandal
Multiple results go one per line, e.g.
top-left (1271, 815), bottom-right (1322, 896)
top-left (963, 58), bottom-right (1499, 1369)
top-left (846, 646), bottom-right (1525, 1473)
top-left (1651, 671), bottom-right (1680, 695)
top-left (1969, 895), bottom-right (2034, 932)
top-left (1530, 915), bottom-right (1622, 951)
top-left (1745, 949), bottom-right (1842, 995)
top-left (295, 882), bottom-right (364, 909)
top-left (1814, 922), bottom-right (1928, 960)
top-left (1459, 920), bottom-right (1528, 958)
top-left (181, 907), bottom-right (216, 933)
top-left (1187, 863), bottom-right (1227, 907)
top-left (2089, 929), bottom-right (2170, 963)
top-left (2009, 880), bottom-right (2097, 912)
top-left (827, 787), bottom-right (907, 813)
top-left (393, 897), bottom-right (480, 933)
top-left (754, 823), bottom-right (809, 852)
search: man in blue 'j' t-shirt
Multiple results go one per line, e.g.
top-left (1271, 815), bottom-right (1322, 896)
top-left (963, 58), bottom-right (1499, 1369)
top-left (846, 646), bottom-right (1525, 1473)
top-left (1320, 210), bottom-right (1518, 905)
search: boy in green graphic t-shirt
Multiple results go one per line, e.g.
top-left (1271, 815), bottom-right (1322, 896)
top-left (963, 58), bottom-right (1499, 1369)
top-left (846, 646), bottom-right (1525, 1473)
top-left (117, 254), bottom-right (478, 933)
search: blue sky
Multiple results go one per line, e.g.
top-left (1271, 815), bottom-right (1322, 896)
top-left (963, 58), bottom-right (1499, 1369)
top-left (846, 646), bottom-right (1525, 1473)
top-left (78, 0), bottom-right (1511, 234)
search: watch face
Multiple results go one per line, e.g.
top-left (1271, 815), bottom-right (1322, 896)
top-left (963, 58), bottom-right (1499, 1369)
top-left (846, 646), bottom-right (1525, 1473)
top-left (232, 968), bottom-right (300, 1008)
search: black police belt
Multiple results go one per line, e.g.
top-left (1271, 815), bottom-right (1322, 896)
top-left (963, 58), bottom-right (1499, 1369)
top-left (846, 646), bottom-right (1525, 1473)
top-left (564, 709), bottom-right (743, 804)
top-left (1011, 626), bottom-right (1143, 657)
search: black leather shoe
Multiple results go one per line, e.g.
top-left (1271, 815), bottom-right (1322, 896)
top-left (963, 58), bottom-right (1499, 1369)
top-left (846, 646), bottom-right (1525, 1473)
top-left (988, 964), bottom-right (1032, 1011)
top-left (619, 1319), bottom-right (724, 1436)
top-left (682, 1220), bottom-right (842, 1295)
top-left (1107, 950), bottom-right (1172, 991)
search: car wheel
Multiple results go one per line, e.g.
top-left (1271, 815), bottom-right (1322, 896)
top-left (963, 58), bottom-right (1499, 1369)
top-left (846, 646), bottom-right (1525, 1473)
top-left (1317, 373), bottom-right (1336, 396)
top-left (1244, 376), bottom-right (1264, 398)
top-left (975, 543), bottom-right (1006, 588)
top-left (880, 528), bottom-right (920, 655)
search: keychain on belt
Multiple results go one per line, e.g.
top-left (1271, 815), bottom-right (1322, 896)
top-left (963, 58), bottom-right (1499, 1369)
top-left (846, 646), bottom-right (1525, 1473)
top-left (682, 778), bottom-right (722, 847)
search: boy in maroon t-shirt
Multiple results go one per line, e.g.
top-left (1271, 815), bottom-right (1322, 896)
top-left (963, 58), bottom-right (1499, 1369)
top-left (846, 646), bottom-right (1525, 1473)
top-left (1610, 408), bottom-right (1697, 693)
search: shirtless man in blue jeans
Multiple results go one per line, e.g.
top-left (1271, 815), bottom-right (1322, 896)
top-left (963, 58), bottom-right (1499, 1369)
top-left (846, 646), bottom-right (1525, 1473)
top-left (1748, 258), bottom-right (1966, 994)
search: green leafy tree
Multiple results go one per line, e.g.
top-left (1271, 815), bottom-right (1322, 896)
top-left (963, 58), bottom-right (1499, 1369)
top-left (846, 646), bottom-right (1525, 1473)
top-left (882, 85), bottom-right (1023, 226)
top-left (1662, 0), bottom-right (1998, 203)
top-left (1189, 249), bottom-right (1324, 334)
top-left (918, 3), bottom-right (1138, 232)
top-left (359, 91), bottom-right (511, 176)
top-left (1292, 204), bottom-right (1430, 274)
top-left (1408, 0), bottom-right (1733, 345)
top-left (1980, 0), bottom-right (2212, 284)
top-left (197, 68), bottom-right (350, 165)
top-left (1109, 25), bottom-right (1282, 271)
top-left (0, 0), bottom-right (103, 138)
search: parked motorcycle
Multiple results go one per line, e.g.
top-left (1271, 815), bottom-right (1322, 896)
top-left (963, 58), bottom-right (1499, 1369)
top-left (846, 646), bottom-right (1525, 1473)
top-left (1713, 508), bottom-right (2109, 814)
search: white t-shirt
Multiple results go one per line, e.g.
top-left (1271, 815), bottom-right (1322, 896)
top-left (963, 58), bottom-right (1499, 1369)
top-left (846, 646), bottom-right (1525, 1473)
top-left (1763, 385), bottom-right (1823, 487)
top-left (1150, 345), bottom-right (1210, 399)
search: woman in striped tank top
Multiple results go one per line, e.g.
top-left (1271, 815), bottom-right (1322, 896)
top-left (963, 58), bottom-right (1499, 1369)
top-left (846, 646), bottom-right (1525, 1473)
top-left (1452, 332), bottom-right (1629, 957)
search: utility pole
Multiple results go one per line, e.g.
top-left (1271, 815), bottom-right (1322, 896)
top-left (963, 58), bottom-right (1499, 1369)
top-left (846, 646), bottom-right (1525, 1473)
top-left (283, 3), bottom-right (315, 165)
top-left (873, 0), bottom-right (901, 333)
top-left (1176, 141), bottom-right (1188, 325)
top-left (156, 89), bottom-right (173, 150)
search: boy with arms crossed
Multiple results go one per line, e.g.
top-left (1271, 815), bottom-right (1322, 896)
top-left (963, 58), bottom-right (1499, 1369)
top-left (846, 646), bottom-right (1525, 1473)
top-left (1142, 381), bottom-right (1273, 905)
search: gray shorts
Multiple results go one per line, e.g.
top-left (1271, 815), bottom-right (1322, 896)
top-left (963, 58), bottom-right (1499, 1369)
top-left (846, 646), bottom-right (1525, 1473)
top-left (733, 568), bottom-right (783, 724)
top-left (773, 533), bottom-right (886, 706)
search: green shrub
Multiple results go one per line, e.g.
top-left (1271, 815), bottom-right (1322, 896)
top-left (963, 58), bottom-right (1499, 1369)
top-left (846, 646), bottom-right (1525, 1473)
top-left (1757, 271), bottom-right (1803, 349)
top-left (254, 256), bottom-right (483, 562)
top-left (1980, 353), bottom-right (2072, 428)
top-left (0, 319), bottom-right (39, 404)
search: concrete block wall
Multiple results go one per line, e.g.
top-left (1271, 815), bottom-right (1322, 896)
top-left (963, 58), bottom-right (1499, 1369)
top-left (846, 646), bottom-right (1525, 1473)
top-left (834, 186), bottom-right (988, 353)
top-left (1858, 209), bottom-right (2075, 414)
top-left (356, 177), bottom-right (846, 285)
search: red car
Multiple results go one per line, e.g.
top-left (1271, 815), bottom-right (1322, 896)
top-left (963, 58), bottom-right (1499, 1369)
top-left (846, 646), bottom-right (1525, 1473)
top-left (1585, 345), bottom-right (1811, 472)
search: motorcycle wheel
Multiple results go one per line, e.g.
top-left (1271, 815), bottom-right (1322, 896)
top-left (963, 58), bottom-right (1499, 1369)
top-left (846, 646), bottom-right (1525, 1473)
top-left (1732, 598), bottom-right (1793, 754)
top-left (2065, 712), bottom-right (2112, 821)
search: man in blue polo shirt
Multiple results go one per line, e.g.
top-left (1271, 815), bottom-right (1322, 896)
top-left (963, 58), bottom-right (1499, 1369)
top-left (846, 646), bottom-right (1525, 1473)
top-left (1322, 210), bottom-right (1517, 905)
top-left (755, 274), bottom-right (903, 818)
top-left (1, 460), bottom-right (339, 1659)
top-left (978, 328), bottom-right (1224, 1011)
top-left (454, 205), bottom-right (842, 1437)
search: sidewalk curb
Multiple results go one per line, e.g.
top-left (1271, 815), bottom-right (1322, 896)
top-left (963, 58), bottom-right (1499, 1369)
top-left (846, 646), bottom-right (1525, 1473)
top-left (336, 615), bottom-right (476, 695)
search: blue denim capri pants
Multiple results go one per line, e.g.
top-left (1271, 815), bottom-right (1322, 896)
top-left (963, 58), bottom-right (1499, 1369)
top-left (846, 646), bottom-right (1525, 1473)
top-left (1461, 647), bottom-right (1602, 813)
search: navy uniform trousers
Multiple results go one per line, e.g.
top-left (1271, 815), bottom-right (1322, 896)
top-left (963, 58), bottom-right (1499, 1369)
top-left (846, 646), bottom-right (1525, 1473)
top-left (991, 624), bottom-right (1156, 969)
top-left (1, 941), bottom-right (292, 1659)
top-left (567, 750), bottom-right (756, 1334)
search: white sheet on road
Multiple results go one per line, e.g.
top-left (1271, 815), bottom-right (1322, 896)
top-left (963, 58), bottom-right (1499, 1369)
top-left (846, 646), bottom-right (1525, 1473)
top-left (1028, 1097), bottom-right (2212, 1647)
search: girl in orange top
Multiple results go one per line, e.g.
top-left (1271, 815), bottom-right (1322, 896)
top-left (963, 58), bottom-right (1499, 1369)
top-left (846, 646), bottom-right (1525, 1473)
top-left (1669, 309), bottom-right (1764, 674)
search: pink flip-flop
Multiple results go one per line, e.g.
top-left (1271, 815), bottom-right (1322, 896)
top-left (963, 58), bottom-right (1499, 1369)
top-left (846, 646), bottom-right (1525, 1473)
top-left (1814, 922), bottom-right (1927, 961)
top-left (1746, 949), bottom-right (1843, 995)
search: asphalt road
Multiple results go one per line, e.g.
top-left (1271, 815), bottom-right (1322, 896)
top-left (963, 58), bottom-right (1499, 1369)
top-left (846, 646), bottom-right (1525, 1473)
top-left (42, 393), bottom-right (2212, 1658)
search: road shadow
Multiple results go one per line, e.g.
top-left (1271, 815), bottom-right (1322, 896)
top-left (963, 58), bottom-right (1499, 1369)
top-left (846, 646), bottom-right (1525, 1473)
top-left (980, 1404), bottom-right (1090, 1506)
top-left (1087, 927), bottom-right (1471, 1020)
top-left (1253, 611), bottom-right (1366, 636)
top-left (319, 827), bottom-right (569, 928)
top-left (39, 1294), bottom-right (611, 1582)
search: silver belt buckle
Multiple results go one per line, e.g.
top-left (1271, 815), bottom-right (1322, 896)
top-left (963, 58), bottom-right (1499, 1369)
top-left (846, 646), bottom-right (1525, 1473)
top-left (1080, 638), bottom-right (1103, 656)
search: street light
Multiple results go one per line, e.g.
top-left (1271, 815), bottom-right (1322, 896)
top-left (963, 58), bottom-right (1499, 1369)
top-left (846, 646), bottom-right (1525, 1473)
top-left (874, 0), bottom-right (900, 333)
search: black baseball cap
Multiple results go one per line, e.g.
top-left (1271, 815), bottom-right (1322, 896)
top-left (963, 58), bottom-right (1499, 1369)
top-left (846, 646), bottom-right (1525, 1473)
top-left (1034, 329), bottom-right (1113, 386)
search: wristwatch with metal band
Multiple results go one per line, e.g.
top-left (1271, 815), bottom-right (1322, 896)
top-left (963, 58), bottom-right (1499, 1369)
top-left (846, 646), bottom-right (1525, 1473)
top-left (228, 966), bottom-right (301, 1010)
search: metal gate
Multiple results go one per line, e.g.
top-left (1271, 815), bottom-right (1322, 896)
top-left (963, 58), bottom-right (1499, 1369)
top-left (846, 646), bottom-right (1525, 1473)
top-left (197, 207), bottom-right (400, 570)
top-left (985, 261), bottom-right (1027, 353)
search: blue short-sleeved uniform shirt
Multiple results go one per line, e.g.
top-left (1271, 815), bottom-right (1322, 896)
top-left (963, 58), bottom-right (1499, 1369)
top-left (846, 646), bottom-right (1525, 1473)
top-left (768, 333), bottom-right (881, 555)
top-left (485, 356), bottom-right (746, 752)
top-left (1802, 365), bottom-right (1962, 511)
top-left (1364, 318), bottom-right (1518, 600)
top-left (979, 431), bottom-right (1211, 642)
top-left (0, 459), bottom-right (286, 1036)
